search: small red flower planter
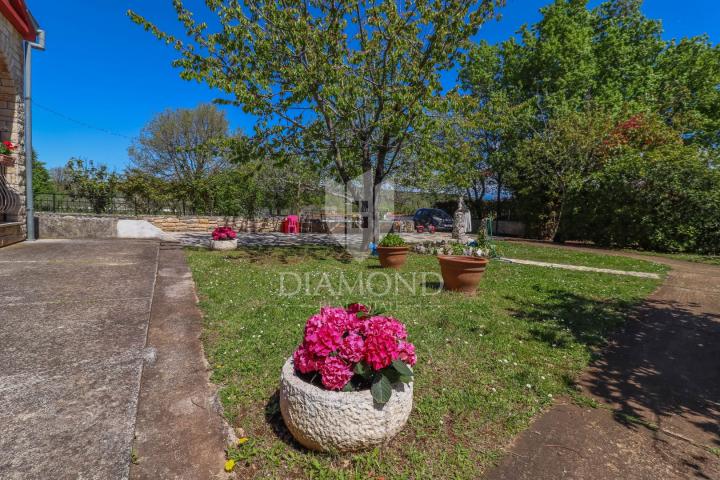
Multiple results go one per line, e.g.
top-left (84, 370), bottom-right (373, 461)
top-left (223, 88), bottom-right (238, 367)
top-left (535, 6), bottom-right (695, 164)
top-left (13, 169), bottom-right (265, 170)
top-left (0, 142), bottom-right (17, 166)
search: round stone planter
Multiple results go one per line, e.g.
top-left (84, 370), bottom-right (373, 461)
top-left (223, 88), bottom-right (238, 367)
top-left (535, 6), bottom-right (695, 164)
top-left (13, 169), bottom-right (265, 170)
top-left (437, 255), bottom-right (489, 295)
top-left (279, 358), bottom-right (413, 452)
top-left (209, 238), bottom-right (238, 251)
top-left (377, 246), bottom-right (409, 269)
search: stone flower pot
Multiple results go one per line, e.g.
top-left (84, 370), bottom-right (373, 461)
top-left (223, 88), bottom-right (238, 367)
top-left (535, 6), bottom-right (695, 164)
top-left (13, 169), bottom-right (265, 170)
top-left (279, 358), bottom-right (413, 452)
top-left (437, 255), bottom-right (489, 295)
top-left (209, 238), bottom-right (238, 251)
top-left (377, 246), bottom-right (409, 269)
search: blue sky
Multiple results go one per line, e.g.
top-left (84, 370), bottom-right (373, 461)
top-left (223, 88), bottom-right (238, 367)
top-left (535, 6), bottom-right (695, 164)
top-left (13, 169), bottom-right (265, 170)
top-left (28, 0), bottom-right (720, 171)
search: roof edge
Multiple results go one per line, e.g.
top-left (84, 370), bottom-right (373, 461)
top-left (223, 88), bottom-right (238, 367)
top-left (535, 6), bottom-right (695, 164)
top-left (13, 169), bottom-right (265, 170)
top-left (0, 0), bottom-right (38, 41)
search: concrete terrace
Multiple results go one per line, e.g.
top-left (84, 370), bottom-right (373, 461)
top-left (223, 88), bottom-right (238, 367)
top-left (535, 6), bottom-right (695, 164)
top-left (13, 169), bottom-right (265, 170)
top-left (0, 239), bottom-right (228, 480)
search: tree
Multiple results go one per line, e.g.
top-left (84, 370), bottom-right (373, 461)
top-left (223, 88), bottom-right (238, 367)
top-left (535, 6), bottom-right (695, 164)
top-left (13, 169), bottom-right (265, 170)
top-left (129, 0), bottom-right (504, 243)
top-left (64, 158), bottom-right (119, 214)
top-left (118, 169), bottom-right (178, 214)
top-left (514, 102), bottom-right (613, 240)
top-left (31, 150), bottom-right (56, 195)
top-left (592, 0), bottom-right (664, 110)
top-left (656, 36), bottom-right (720, 148)
top-left (128, 104), bottom-right (231, 210)
top-left (456, 0), bottom-right (720, 248)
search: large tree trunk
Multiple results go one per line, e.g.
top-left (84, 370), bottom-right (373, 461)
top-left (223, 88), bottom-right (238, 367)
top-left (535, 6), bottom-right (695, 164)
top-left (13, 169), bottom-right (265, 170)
top-left (539, 198), bottom-right (564, 242)
top-left (361, 170), bottom-right (375, 248)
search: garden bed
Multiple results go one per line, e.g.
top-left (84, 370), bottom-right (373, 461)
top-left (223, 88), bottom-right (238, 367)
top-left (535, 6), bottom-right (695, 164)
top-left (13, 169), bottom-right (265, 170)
top-left (187, 244), bottom-right (665, 479)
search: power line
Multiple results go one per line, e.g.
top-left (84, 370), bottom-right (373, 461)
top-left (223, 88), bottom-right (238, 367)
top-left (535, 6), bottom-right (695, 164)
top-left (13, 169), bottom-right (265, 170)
top-left (32, 100), bottom-right (134, 140)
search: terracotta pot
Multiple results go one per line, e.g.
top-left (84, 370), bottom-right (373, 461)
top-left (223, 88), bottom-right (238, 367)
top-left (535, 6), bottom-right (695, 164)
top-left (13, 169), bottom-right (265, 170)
top-left (0, 155), bottom-right (13, 167)
top-left (437, 255), bottom-right (489, 295)
top-left (377, 246), bottom-right (409, 269)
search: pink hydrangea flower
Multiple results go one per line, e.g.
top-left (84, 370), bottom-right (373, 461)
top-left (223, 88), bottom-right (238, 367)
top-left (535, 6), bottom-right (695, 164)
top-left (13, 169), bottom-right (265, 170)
top-left (364, 331), bottom-right (400, 370)
top-left (346, 303), bottom-right (369, 315)
top-left (305, 322), bottom-right (344, 357)
top-left (398, 341), bottom-right (416, 366)
top-left (320, 306), bottom-right (350, 327)
top-left (319, 357), bottom-right (353, 390)
top-left (293, 306), bottom-right (416, 391)
top-left (363, 316), bottom-right (407, 340)
top-left (293, 345), bottom-right (319, 374)
top-left (303, 313), bottom-right (324, 337)
top-left (338, 333), bottom-right (365, 363)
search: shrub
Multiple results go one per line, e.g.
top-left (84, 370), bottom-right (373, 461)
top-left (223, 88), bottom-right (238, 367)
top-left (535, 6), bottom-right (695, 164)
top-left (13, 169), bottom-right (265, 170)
top-left (378, 233), bottom-right (407, 248)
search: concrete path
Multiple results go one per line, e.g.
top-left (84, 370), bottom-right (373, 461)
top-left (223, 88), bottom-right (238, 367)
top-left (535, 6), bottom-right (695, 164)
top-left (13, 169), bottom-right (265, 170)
top-left (0, 239), bottom-right (228, 479)
top-left (499, 257), bottom-right (662, 278)
top-left (487, 246), bottom-right (720, 480)
top-left (130, 242), bottom-right (230, 479)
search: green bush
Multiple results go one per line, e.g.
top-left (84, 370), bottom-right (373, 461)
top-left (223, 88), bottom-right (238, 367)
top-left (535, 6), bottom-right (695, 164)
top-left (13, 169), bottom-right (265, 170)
top-left (378, 233), bottom-right (407, 247)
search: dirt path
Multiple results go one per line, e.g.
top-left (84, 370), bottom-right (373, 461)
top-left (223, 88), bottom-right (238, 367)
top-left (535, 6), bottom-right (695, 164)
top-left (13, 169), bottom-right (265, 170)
top-left (487, 244), bottom-right (720, 479)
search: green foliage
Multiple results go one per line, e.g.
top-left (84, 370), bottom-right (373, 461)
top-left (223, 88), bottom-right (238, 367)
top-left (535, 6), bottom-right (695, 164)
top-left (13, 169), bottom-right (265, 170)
top-left (378, 233), bottom-right (406, 248)
top-left (129, 0), bottom-right (504, 241)
top-left (31, 150), bottom-right (56, 195)
top-left (127, 104), bottom-right (231, 213)
top-left (370, 373), bottom-right (393, 404)
top-left (64, 158), bottom-right (119, 214)
top-left (564, 142), bottom-right (720, 253)
top-left (455, 0), bottom-right (720, 252)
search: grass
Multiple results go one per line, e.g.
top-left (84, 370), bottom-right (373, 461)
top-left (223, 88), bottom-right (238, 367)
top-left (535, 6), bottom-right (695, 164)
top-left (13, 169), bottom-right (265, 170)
top-left (496, 240), bottom-right (667, 273)
top-left (625, 250), bottom-right (720, 266)
top-left (187, 244), bottom-right (666, 479)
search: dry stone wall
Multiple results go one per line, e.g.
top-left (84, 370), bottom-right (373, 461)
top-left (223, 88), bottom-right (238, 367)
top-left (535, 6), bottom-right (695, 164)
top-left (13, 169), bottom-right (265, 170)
top-left (139, 215), bottom-right (284, 233)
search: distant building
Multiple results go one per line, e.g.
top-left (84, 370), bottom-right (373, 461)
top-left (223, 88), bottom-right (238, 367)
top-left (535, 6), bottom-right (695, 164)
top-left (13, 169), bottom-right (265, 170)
top-left (0, 0), bottom-right (39, 246)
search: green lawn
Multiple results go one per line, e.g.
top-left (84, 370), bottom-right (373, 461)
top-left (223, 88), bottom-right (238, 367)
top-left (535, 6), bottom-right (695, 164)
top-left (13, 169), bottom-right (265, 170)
top-left (624, 249), bottom-right (720, 266)
top-left (495, 240), bottom-right (667, 273)
top-left (187, 245), bottom-right (666, 479)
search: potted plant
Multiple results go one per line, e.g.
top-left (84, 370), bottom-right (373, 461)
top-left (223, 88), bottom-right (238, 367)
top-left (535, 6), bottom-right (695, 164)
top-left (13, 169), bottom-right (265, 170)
top-left (436, 245), bottom-right (489, 295)
top-left (413, 233), bottom-right (494, 295)
top-left (209, 226), bottom-right (238, 250)
top-left (0, 141), bottom-right (17, 166)
top-left (376, 233), bottom-right (409, 269)
top-left (280, 304), bottom-right (416, 452)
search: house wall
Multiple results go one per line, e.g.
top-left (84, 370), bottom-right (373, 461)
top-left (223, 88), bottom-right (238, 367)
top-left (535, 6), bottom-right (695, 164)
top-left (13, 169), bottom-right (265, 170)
top-left (0, 11), bottom-right (26, 246)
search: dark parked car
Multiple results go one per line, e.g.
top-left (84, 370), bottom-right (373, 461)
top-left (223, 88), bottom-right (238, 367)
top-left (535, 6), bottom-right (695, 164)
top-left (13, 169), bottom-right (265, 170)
top-left (413, 208), bottom-right (453, 232)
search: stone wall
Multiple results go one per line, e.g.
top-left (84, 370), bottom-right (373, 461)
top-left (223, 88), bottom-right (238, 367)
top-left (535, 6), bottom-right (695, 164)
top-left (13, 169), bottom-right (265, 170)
top-left (34, 213), bottom-right (420, 239)
top-left (36, 213), bottom-right (118, 239)
top-left (0, 12), bottom-right (26, 244)
top-left (139, 215), bottom-right (284, 233)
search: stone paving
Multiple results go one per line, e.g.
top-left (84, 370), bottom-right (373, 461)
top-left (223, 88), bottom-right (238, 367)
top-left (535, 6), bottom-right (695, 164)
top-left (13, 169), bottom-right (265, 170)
top-left (0, 239), bottom-right (228, 480)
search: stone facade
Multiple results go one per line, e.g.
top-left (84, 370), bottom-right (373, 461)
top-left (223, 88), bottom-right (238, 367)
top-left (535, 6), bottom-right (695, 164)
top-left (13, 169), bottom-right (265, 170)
top-left (0, 11), bottom-right (27, 246)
